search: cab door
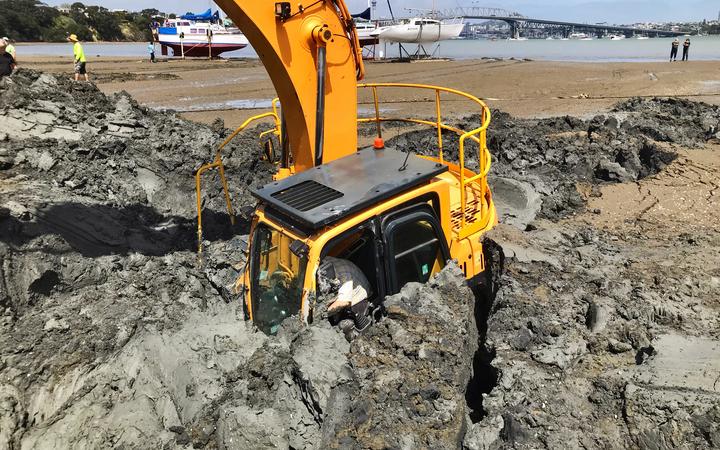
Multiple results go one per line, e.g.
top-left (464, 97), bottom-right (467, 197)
top-left (382, 204), bottom-right (450, 295)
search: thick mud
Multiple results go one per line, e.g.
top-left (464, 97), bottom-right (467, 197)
top-left (2, 70), bottom-right (720, 449)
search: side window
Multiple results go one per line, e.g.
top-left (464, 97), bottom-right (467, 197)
top-left (388, 217), bottom-right (446, 292)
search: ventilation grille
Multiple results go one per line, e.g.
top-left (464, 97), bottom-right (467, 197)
top-left (270, 180), bottom-right (344, 212)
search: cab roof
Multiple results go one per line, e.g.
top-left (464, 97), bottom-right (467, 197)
top-left (252, 148), bottom-right (448, 231)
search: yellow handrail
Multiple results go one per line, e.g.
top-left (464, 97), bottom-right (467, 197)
top-left (195, 99), bottom-right (281, 254)
top-left (195, 84), bottom-right (494, 252)
top-left (357, 83), bottom-right (493, 238)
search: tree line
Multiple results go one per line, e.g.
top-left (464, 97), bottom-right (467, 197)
top-left (0, 1), bottom-right (174, 42)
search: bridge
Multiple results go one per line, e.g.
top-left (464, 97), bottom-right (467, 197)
top-left (435, 7), bottom-right (690, 38)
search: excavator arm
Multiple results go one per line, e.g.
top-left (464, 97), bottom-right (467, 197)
top-left (214, 0), bottom-right (365, 173)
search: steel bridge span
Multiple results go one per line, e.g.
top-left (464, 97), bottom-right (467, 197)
top-left (436, 7), bottom-right (690, 38)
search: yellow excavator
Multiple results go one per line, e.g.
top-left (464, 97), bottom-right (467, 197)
top-left (205, 0), bottom-right (497, 334)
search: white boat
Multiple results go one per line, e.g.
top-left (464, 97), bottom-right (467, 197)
top-left (609, 34), bottom-right (626, 40)
top-left (636, 35), bottom-right (650, 40)
top-left (509, 37), bottom-right (528, 41)
top-left (153, 9), bottom-right (249, 58)
top-left (377, 18), bottom-right (465, 44)
top-left (569, 33), bottom-right (589, 40)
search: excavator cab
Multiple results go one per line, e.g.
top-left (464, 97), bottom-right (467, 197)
top-left (242, 143), bottom-right (494, 334)
top-left (202, 0), bottom-right (497, 334)
top-left (247, 196), bottom-right (451, 335)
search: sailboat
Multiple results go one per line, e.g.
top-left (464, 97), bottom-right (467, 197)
top-left (154, 9), bottom-right (248, 58)
top-left (378, 0), bottom-right (464, 45)
top-left (378, 17), bottom-right (464, 44)
top-left (353, 0), bottom-right (463, 46)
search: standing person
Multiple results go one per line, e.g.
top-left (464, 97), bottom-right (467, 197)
top-left (682, 38), bottom-right (691, 61)
top-left (67, 34), bottom-right (89, 82)
top-left (670, 38), bottom-right (679, 62)
top-left (2, 37), bottom-right (15, 60)
top-left (148, 42), bottom-right (156, 63)
top-left (0, 40), bottom-right (15, 77)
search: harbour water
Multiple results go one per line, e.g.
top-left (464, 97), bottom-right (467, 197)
top-left (381, 35), bottom-right (720, 62)
top-left (16, 35), bottom-right (720, 62)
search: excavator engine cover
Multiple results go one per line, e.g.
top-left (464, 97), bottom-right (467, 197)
top-left (252, 148), bottom-right (448, 231)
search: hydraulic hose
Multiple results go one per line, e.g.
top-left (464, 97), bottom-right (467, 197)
top-left (314, 45), bottom-right (327, 167)
top-left (280, 113), bottom-right (290, 169)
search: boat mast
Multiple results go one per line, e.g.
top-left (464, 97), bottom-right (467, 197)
top-left (386, 0), bottom-right (395, 20)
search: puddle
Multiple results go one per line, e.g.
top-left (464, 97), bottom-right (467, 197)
top-left (151, 102), bottom-right (396, 114)
top-left (699, 80), bottom-right (720, 93)
top-left (151, 98), bottom-right (276, 112)
top-left (357, 106), bottom-right (399, 118)
top-left (188, 75), bottom-right (266, 87)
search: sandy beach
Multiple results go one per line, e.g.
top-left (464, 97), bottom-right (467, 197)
top-left (19, 56), bottom-right (720, 125)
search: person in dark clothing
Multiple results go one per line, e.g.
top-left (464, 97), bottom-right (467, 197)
top-left (0, 41), bottom-right (15, 77)
top-left (670, 38), bottom-right (679, 62)
top-left (682, 38), bottom-right (690, 61)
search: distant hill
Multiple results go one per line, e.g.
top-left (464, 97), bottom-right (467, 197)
top-left (0, 1), bottom-right (174, 42)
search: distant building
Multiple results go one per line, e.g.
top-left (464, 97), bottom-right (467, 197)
top-left (717, 9), bottom-right (720, 21)
top-left (56, 5), bottom-right (70, 13)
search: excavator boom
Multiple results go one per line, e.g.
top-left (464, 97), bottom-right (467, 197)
top-left (204, 1), bottom-right (497, 334)
top-left (214, 0), bottom-right (365, 173)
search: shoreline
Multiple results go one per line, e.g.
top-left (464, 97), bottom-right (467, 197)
top-left (14, 36), bottom-right (720, 63)
top-left (15, 41), bottom-right (148, 45)
top-left (16, 53), bottom-right (720, 64)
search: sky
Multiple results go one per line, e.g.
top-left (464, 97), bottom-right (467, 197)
top-left (42, 0), bottom-right (720, 23)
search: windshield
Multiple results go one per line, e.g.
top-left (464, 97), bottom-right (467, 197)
top-left (250, 224), bottom-right (308, 335)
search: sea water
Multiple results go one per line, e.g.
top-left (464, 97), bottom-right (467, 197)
top-left (16, 35), bottom-right (719, 62)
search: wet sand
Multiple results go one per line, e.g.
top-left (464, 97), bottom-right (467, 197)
top-left (19, 56), bottom-right (720, 126)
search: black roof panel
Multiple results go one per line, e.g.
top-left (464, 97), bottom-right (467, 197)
top-left (252, 148), bottom-right (448, 230)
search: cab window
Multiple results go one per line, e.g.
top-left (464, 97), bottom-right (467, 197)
top-left (384, 208), bottom-right (448, 293)
top-left (250, 224), bottom-right (307, 335)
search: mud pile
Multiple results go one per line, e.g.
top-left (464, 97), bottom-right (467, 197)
top-left (0, 70), bottom-right (480, 449)
top-left (2, 69), bottom-right (720, 449)
top-left (322, 266), bottom-right (478, 448)
top-left (187, 265), bottom-right (478, 449)
top-left (389, 97), bottom-right (720, 226)
top-left (467, 220), bottom-right (720, 449)
top-left (460, 100), bottom-right (720, 449)
top-left (0, 70), bottom-right (275, 448)
top-left (384, 97), bottom-right (720, 449)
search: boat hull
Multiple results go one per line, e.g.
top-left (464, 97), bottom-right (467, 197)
top-left (359, 35), bottom-right (380, 46)
top-left (157, 28), bottom-right (249, 57)
top-left (160, 42), bottom-right (247, 57)
top-left (378, 23), bottom-right (464, 44)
